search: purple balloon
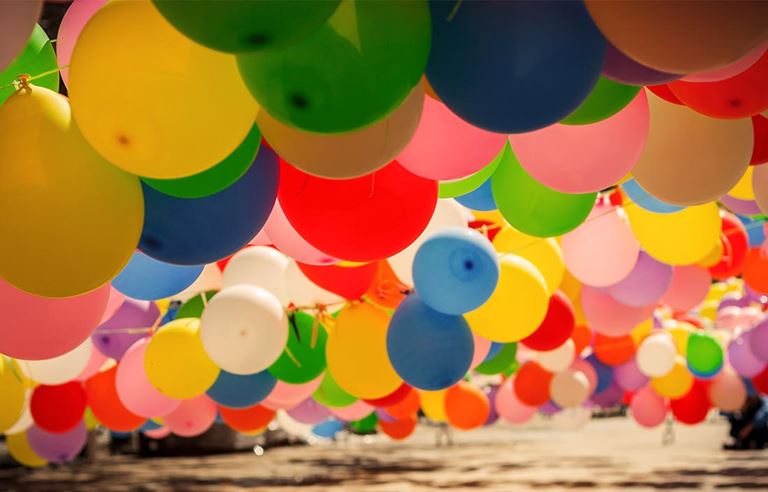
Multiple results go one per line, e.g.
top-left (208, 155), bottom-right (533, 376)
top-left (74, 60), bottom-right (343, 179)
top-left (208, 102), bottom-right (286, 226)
top-left (729, 332), bottom-right (767, 377)
top-left (721, 195), bottom-right (762, 216)
top-left (539, 400), bottom-right (561, 416)
top-left (590, 382), bottom-right (624, 408)
top-left (92, 298), bottom-right (159, 359)
top-left (719, 293), bottom-right (750, 311)
top-left (614, 359), bottom-right (649, 391)
top-left (749, 319), bottom-right (768, 362)
top-left (604, 251), bottom-right (673, 307)
top-left (27, 422), bottom-right (87, 464)
top-left (375, 408), bottom-right (398, 423)
top-left (484, 386), bottom-right (500, 426)
top-left (287, 398), bottom-right (331, 425)
top-left (602, 43), bottom-right (682, 86)
top-left (745, 284), bottom-right (768, 304)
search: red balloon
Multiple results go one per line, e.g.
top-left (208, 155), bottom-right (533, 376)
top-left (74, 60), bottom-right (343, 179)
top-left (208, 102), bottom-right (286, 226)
top-left (709, 211), bottom-right (749, 279)
top-left (742, 247), bottom-right (768, 294)
top-left (297, 261), bottom-right (378, 300)
top-left (469, 219), bottom-right (500, 242)
top-left (278, 160), bottom-right (437, 262)
top-left (593, 333), bottom-right (636, 366)
top-left (521, 291), bottom-right (575, 351)
top-left (513, 361), bottom-right (553, 407)
top-left (379, 415), bottom-right (417, 440)
top-left (671, 379), bottom-right (711, 425)
top-left (752, 115), bottom-right (768, 165)
top-left (668, 50), bottom-right (768, 119)
top-left (384, 388), bottom-right (420, 419)
top-left (219, 404), bottom-right (275, 432)
top-left (363, 383), bottom-right (412, 407)
top-left (647, 84), bottom-right (683, 105)
top-left (30, 382), bottom-right (86, 433)
top-left (85, 366), bottom-right (145, 432)
top-left (753, 365), bottom-right (768, 394)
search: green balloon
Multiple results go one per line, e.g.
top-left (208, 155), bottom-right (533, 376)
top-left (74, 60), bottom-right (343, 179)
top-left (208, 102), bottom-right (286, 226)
top-left (175, 290), bottom-right (217, 319)
top-left (313, 370), bottom-right (356, 408)
top-left (237, 0), bottom-right (431, 133)
top-left (142, 124), bottom-right (261, 198)
top-left (439, 145), bottom-right (504, 198)
top-left (153, 0), bottom-right (341, 53)
top-left (686, 332), bottom-right (724, 377)
top-left (0, 25), bottom-right (58, 106)
top-left (350, 412), bottom-right (377, 434)
top-left (491, 143), bottom-right (596, 237)
top-left (269, 312), bottom-right (328, 384)
top-left (475, 343), bottom-right (518, 375)
top-left (561, 76), bottom-right (641, 125)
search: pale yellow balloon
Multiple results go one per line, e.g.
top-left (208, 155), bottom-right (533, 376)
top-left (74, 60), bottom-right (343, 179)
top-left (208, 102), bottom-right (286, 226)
top-left (651, 355), bottom-right (694, 399)
top-left (419, 389), bottom-right (448, 422)
top-left (631, 93), bottom-right (753, 206)
top-left (6, 432), bottom-right (47, 468)
top-left (697, 240), bottom-right (723, 268)
top-left (728, 166), bottom-right (754, 200)
top-left (625, 202), bottom-right (721, 266)
top-left (494, 226), bottom-right (565, 293)
top-left (69, 0), bottom-right (258, 179)
top-left (0, 358), bottom-right (25, 433)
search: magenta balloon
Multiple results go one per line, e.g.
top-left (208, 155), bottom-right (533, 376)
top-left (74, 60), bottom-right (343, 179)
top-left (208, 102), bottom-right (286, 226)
top-left (286, 398), bottom-right (331, 424)
top-left (0, 278), bottom-right (109, 360)
top-left (470, 332), bottom-right (492, 369)
top-left (510, 91), bottom-right (649, 194)
top-left (604, 251), bottom-right (674, 307)
top-left (0, 0), bottom-right (42, 72)
top-left (397, 96), bottom-right (507, 180)
top-left (729, 332), bottom-right (767, 377)
top-left (495, 377), bottom-right (537, 424)
top-left (92, 298), bottom-right (159, 360)
top-left (630, 386), bottom-right (668, 428)
top-left (376, 408), bottom-right (398, 423)
top-left (602, 42), bottom-right (681, 86)
top-left (720, 195), bottom-right (762, 216)
top-left (683, 42), bottom-right (767, 83)
top-left (262, 376), bottom-right (323, 410)
top-left (116, 338), bottom-right (180, 418)
top-left (581, 286), bottom-right (655, 336)
top-left (263, 201), bottom-right (338, 265)
top-left (163, 395), bottom-right (217, 438)
top-left (660, 266), bottom-right (711, 312)
top-left (718, 293), bottom-right (750, 311)
top-left (750, 319), bottom-right (768, 361)
top-left (614, 359), bottom-right (649, 391)
top-left (591, 382), bottom-right (624, 408)
top-left (56, 0), bottom-right (106, 86)
top-left (745, 284), bottom-right (768, 304)
top-left (99, 287), bottom-right (125, 323)
top-left (330, 400), bottom-right (373, 422)
top-left (26, 422), bottom-right (87, 464)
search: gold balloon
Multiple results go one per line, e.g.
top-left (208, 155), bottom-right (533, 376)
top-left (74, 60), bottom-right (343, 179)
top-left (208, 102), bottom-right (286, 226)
top-left (6, 432), bottom-right (47, 468)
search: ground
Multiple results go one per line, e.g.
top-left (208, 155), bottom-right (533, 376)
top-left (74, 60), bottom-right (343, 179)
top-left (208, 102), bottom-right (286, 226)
top-left (1, 417), bottom-right (766, 491)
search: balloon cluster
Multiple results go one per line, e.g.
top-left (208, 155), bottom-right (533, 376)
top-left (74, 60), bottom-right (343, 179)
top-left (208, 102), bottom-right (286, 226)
top-left (1, 0), bottom-right (768, 467)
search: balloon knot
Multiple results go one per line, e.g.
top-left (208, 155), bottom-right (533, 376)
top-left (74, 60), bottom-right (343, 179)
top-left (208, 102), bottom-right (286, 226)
top-left (13, 74), bottom-right (31, 92)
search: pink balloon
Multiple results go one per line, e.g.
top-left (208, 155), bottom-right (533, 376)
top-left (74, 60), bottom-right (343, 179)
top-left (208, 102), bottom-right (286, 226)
top-left (660, 266), bottom-right (711, 312)
top-left (728, 332), bottom-right (767, 378)
top-left (397, 96), bottom-right (507, 180)
top-left (99, 286), bottom-right (125, 323)
top-left (614, 359), bottom-right (649, 391)
top-left (74, 345), bottom-right (108, 382)
top-left (263, 201), bottom-right (338, 265)
top-left (708, 368), bottom-right (747, 412)
top-left (56, 0), bottom-right (106, 86)
top-left (0, 278), bottom-right (109, 360)
top-left (262, 376), bottom-right (323, 410)
top-left (508, 91), bottom-right (649, 194)
top-left (163, 395), bottom-right (217, 438)
top-left (630, 386), bottom-right (668, 428)
top-left (470, 332), bottom-right (492, 369)
top-left (581, 286), bottom-right (655, 337)
top-left (570, 358), bottom-right (598, 394)
top-left (329, 400), bottom-right (374, 421)
top-left (287, 398), bottom-right (331, 424)
top-left (143, 426), bottom-right (171, 439)
top-left (562, 204), bottom-right (640, 287)
top-left (115, 339), bottom-right (180, 418)
top-left (495, 377), bottom-right (537, 424)
top-left (249, 227), bottom-right (271, 246)
top-left (604, 251), bottom-right (673, 307)
top-left (682, 42), bottom-right (768, 83)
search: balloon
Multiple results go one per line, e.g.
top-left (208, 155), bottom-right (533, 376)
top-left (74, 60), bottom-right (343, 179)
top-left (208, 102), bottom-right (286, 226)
top-left (755, 365), bottom-right (768, 394)
top-left (284, 261), bottom-right (344, 307)
top-left (570, 322), bottom-right (593, 357)
top-left (474, 343), bottom-right (518, 376)
top-left (581, 286), bottom-right (654, 337)
top-left (585, 1), bottom-right (768, 73)
top-left (27, 422), bottom-right (87, 464)
top-left (263, 200), bottom-right (338, 265)
top-left (631, 93), bottom-right (753, 206)
top-left (594, 333), bottom-right (636, 367)
top-left (30, 383), bottom-right (86, 434)
top-left (602, 42), bottom-right (681, 86)
top-left (492, 143), bottom-right (596, 237)
top-left (686, 333), bottom-right (724, 378)
top-left (387, 294), bottom-right (473, 391)
top-left (709, 211), bottom-right (749, 279)
top-left (200, 285), bottom-right (287, 375)
top-left (383, 389), bottom-right (420, 420)
top-left (143, 427), bottom-right (171, 440)
top-left (220, 246), bottom-right (288, 304)
top-left (69, 0), bottom-right (258, 179)
top-left (636, 333), bottom-right (677, 377)
top-left (0, 24), bottom-right (57, 106)
top-left (668, 50), bottom-right (768, 119)
top-left (85, 366), bottom-right (145, 432)
top-left (297, 262), bottom-right (378, 301)
top-left (260, 85), bottom-right (423, 180)
top-left (605, 251), bottom-right (673, 307)
top-left (0, 1), bottom-right (42, 71)
top-left (269, 312), bottom-right (328, 384)
top-left (18, 338), bottom-right (93, 385)
top-left (171, 264), bottom-right (224, 302)
top-left (562, 204), bottom-right (640, 287)
top-left (630, 386), bottom-right (668, 428)
top-left (729, 332), bottom-right (766, 377)
top-left (139, 148), bottom-right (279, 265)
top-left (116, 338), bottom-right (180, 418)
top-left (263, 376), bottom-right (323, 410)
top-left (751, 115), bottom-right (768, 165)
top-left (614, 359), bottom-right (649, 391)
top-left (536, 339), bottom-right (576, 373)
top-left (621, 179), bottom-right (683, 214)
top-left (419, 389), bottom-right (448, 422)
top-left (426, 1), bottom-right (605, 133)
top-left (743, 247), bottom-right (768, 294)
top-left (522, 292), bottom-right (575, 352)
top-left (495, 377), bottom-right (537, 424)
top-left (330, 400), bottom-right (374, 422)
top-left (684, 42), bottom-right (767, 83)
top-left (454, 179), bottom-right (496, 211)
top-left (0, 359), bottom-right (25, 434)
top-left (312, 371), bottom-right (356, 408)
top-left (444, 382), bottom-right (490, 431)
top-left (219, 404), bottom-right (275, 433)
top-left (412, 228), bottom-right (498, 315)
top-left (730, 167), bottom-right (756, 201)
top-left (739, 215), bottom-right (766, 249)
top-left (671, 380), bottom-right (710, 425)
top-left (0, 85), bottom-right (143, 297)
top-left (493, 227), bottom-right (564, 294)
top-left (709, 368), bottom-right (747, 411)
top-left (438, 151), bottom-right (502, 199)
top-left (326, 302), bottom-right (402, 399)
top-left (752, 162), bottom-right (768, 215)
top-left (625, 202), bottom-right (721, 266)
top-left (661, 266), bottom-right (712, 312)
top-left (6, 432), bottom-right (47, 468)
top-left (721, 194), bottom-right (762, 216)
top-left (379, 415), bottom-right (417, 441)
top-left (363, 383), bottom-right (412, 408)
top-left (237, 0), bottom-right (429, 133)
top-left (514, 361), bottom-right (554, 407)
top-left (92, 299), bottom-right (158, 360)
top-left (561, 76), bottom-right (642, 125)
top-left (278, 160), bottom-right (437, 262)
top-left (113, 253), bottom-right (202, 303)
top-left (751, 318), bottom-right (768, 361)
top-left (163, 395), bottom-right (217, 438)
top-left (56, 0), bottom-right (106, 86)
top-left (287, 398), bottom-right (331, 425)
top-left (586, 354), bottom-right (614, 394)
top-left (550, 370), bottom-right (590, 408)
top-left (651, 355), bottom-right (694, 399)
top-left (5, 389), bottom-right (33, 436)
top-left (144, 318), bottom-right (220, 399)
top-left (466, 256), bottom-right (549, 343)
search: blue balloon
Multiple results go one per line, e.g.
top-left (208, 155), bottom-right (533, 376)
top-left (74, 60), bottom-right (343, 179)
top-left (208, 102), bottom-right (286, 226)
top-left (139, 145), bottom-right (279, 265)
top-left (140, 420), bottom-right (161, 431)
top-left (112, 251), bottom-right (203, 300)
top-left (621, 179), bottom-right (683, 214)
top-left (586, 354), bottom-right (613, 394)
top-left (426, 1), bottom-right (605, 133)
top-left (413, 227), bottom-right (499, 315)
top-left (312, 419), bottom-right (344, 438)
top-left (739, 215), bottom-right (766, 247)
top-left (206, 370), bottom-right (277, 409)
top-left (387, 294), bottom-right (474, 391)
top-left (455, 178), bottom-right (496, 211)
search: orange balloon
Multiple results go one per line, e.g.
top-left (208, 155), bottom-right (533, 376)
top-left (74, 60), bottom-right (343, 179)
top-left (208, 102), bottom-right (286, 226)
top-left (570, 324), bottom-right (593, 356)
top-left (379, 415), bottom-right (417, 440)
top-left (384, 389), bottom-right (420, 420)
top-left (219, 404), bottom-right (275, 433)
top-left (365, 261), bottom-right (408, 310)
top-left (85, 366), bottom-right (145, 432)
top-left (742, 247), bottom-right (768, 294)
top-left (513, 361), bottom-right (553, 407)
top-left (444, 382), bottom-right (490, 431)
top-left (594, 333), bottom-right (636, 366)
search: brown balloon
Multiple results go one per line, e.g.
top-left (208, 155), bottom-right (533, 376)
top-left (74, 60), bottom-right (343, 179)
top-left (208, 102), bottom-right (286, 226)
top-left (752, 163), bottom-right (768, 215)
top-left (585, 1), bottom-right (768, 73)
top-left (0, 0), bottom-right (42, 71)
top-left (258, 84), bottom-right (423, 179)
top-left (630, 92), bottom-right (753, 206)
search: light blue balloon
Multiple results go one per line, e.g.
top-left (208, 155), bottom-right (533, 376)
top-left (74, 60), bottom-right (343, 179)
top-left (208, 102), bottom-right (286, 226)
top-left (412, 227), bottom-right (499, 315)
top-left (312, 419), bottom-right (344, 438)
top-left (455, 178), bottom-right (496, 211)
top-left (112, 251), bottom-right (203, 300)
top-left (206, 370), bottom-right (277, 409)
top-left (621, 179), bottom-right (683, 214)
top-left (738, 215), bottom-right (766, 247)
top-left (387, 294), bottom-right (473, 391)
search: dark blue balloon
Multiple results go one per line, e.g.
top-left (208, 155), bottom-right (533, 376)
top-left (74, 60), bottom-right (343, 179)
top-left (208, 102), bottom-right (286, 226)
top-left (206, 370), bottom-right (277, 409)
top-left (426, 1), bottom-right (605, 133)
top-left (112, 251), bottom-right (203, 300)
top-left (140, 145), bottom-right (279, 265)
top-left (387, 294), bottom-right (474, 391)
top-left (586, 354), bottom-right (613, 394)
top-left (455, 178), bottom-right (496, 211)
top-left (140, 420), bottom-right (162, 431)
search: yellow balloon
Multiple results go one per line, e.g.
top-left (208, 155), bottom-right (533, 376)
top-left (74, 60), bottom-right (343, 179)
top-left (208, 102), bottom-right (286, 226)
top-left (0, 357), bottom-right (26, 433)
top-left (419, 389), bottom-right (448, 422)
top-left (706, 282), bottom-right (729, 303)
top-left (494, 226), bottom-right (564, 293)
top-left (472, 210), bottom-right (504, 224)
top-left (144, 318), bottom-right (220, 399)
top-left (466, 255), bottom-right (549, 343)
top-left (697, 240), bottom-right (723, 268)
top-left (326, 302), bottom-right (401, 400)
top-left (651, 355), bottom-right (693, 399)
top-left (6, 432), bottom-right (47, 468)
top-left (728, 167), bottom-right (754, 200)
top-left (559, 269), bottom-right (582, 304)
top-left (630, 318), bottom-right (653, 346)
top-left (0, 85), bottom-right (143, 297)
top-left (625, 202), bottom-right (721, 266)
top-left (699, 300), bottom-right (718, 321)
top-left (665, 322), bottom-right (692, 355)
top-left (69, 0), bottom-right (258, 179)
top-left (84, 407), bottom-right (100, 431)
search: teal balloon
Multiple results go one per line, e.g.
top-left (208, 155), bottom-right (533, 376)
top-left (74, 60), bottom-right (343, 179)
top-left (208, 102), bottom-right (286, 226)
top-left (686, 332), bottom-right (724, 379)
top-left (0, 25), bottom-right (58, 106)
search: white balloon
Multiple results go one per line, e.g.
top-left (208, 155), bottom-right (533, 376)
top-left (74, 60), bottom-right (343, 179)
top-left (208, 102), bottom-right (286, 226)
top-left (636, 333), bottom-right (677, 377)
top-left (4, 389), bottom-right (33, 435)
top-left (172, 263), bottom-right (223, 302)
top-left (200, 285), bottom-right (288, 375)
top-left (550, 369), bottom-right (590, 408)
top-left (222, 246), bottom-right (289, 304)
top-left (536, 339), bottom-right (576, 373)
top-left (284, 260), bottom-right (343, 307)
top-left (17, 338), bottom-right (93, 385)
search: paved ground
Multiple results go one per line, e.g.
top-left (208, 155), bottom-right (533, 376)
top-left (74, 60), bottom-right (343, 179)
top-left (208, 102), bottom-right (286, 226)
top-left (1, 417), bottom-right (766, 491)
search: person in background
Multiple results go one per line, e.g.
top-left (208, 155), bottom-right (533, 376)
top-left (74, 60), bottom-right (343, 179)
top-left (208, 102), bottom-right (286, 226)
top-left (723, 395), bottom-right (768, 450)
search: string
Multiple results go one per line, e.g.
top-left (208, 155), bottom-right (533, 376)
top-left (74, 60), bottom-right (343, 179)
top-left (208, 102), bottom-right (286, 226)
top-left (0, 66), bottom-right (68, 92)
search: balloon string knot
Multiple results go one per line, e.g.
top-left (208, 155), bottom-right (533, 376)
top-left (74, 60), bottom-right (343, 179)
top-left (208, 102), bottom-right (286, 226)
top-left (13, 74), bottom-right (31, 92)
